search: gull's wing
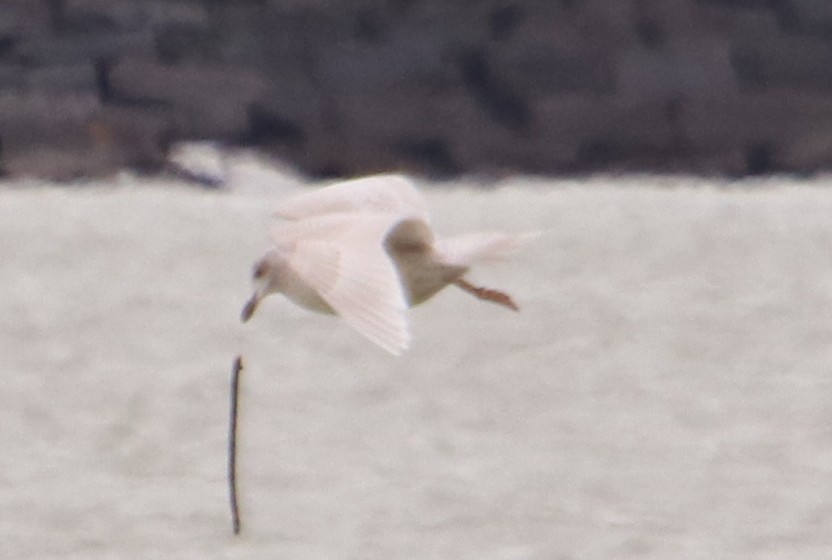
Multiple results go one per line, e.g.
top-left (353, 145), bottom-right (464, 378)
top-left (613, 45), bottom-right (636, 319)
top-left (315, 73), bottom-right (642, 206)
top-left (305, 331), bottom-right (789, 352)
top-left (273, 174), bottom-right (429, 222)
top-left (271, 213), bottom-right (417, 355)
top-left (434, 231), bottom-right (538, 267)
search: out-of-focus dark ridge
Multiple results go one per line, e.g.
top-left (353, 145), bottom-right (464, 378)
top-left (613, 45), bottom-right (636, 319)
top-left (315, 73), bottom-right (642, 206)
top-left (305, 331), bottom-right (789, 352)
top-left (2, 0), bottom-right (832, 181)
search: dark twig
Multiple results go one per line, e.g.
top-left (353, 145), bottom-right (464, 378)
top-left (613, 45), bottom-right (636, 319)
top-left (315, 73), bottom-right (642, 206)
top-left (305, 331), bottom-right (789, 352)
top-left (229, 355), bottom-right (243, 535)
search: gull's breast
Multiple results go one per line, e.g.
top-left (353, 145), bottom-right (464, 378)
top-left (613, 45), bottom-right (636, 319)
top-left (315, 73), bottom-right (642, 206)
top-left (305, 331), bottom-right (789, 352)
top-left (282, 267), bottom-right (335, 314)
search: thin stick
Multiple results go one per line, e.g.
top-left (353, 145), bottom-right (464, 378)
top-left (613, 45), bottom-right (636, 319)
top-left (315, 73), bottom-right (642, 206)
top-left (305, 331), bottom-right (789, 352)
top-left (228, 355), bottom-right (243, 535)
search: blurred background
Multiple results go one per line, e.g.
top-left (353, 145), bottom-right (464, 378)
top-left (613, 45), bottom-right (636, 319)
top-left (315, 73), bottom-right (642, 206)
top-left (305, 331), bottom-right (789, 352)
top-left (4, 2), bottom-right (832, 559)
top-left (2, 0), bottom-right (832, 181)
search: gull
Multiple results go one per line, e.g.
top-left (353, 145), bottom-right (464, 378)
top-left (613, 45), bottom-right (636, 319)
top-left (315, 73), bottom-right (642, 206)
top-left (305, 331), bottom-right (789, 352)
top-left (241, 174), bottom-right (531, 354)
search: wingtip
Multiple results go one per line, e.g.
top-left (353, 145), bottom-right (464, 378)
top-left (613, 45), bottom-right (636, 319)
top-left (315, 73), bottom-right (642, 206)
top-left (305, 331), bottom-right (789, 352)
top-left (379, 335), bottom-right (410, 356)
top-left (374, 329), bottom-right (411, 356)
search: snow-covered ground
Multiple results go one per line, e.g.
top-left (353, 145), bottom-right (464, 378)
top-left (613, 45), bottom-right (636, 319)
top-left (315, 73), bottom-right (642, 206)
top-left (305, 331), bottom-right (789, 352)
top-left (3, 160), bottom-right (832, 559)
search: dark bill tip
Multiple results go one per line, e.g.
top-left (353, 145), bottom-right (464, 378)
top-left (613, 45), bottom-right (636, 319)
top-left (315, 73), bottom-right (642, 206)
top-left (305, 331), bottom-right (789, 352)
top-left (240, 295), bottom-right (259, 323)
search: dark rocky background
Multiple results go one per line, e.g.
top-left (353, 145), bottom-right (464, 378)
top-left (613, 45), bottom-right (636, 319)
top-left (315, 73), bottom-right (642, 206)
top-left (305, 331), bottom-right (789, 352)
top-left (2, 0), bottom-right (832, 180)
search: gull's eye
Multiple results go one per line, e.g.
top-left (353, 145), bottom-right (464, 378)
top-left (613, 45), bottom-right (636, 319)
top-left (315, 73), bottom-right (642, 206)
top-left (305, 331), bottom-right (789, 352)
top-left (253, 261), bottom-right (267, 280)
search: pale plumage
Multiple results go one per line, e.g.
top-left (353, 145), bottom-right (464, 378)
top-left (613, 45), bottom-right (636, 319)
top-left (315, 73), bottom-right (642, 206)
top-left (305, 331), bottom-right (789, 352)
top-left (242, 174), bottom-right (529, 355)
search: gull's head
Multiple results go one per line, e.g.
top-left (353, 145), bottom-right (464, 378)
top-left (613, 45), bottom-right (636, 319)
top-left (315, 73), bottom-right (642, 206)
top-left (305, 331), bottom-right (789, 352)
top-left (241, 249), bottom-right (285, 322)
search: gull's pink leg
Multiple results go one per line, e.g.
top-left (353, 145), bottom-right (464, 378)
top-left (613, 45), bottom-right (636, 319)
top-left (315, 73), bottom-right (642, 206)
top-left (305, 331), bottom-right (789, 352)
top-left (453, 278), bottom-right (519, 311)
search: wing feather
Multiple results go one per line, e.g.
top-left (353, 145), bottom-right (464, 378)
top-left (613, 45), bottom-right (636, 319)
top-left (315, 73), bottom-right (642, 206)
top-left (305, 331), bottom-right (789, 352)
top-left (273, 174), bottom-right (429, 222)
top-left (434, 231), bottom-right (538, 267)
top-left (272, 214), bottom-right (412, 355)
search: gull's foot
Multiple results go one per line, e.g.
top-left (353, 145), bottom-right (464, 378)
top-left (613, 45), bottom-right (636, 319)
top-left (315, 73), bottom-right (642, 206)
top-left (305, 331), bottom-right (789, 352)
top-left (453, 278), bottom-right (519, 311)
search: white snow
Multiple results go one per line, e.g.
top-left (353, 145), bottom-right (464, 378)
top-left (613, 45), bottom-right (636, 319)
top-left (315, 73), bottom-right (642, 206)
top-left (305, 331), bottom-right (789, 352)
top-left (2, 166), bottom-right (832, 559)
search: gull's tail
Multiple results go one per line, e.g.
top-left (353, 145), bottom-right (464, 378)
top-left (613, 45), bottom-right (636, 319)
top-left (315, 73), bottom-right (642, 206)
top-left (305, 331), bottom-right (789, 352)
top-left (435, 231), bottom-right (538, 268)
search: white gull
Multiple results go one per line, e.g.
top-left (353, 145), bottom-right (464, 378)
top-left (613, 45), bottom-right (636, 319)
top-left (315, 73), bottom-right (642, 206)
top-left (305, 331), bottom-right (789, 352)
top-left (241, 174), bottom-right (531, 354)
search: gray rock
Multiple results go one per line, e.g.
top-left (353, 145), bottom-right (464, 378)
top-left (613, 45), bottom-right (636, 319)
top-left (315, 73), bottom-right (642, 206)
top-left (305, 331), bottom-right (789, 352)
top-left (785, 0), bottom-right (832, 34)
top-left (63, 0), bottom-right (210, 31)
top-left (734, 35), bottom-right (832, 90)
top-left (3, 0), bottom-right (832, 178)
top-left (0, 64), bottom-right (24, 92)
top-left (17, 29), bottom-right (155, 65)
top-left (24, 63), bottom-right (99, 94)
top-left (0, 1), bottom-right (50, 39)
top-left (109, 58), bottom-right (266, 139)
top-left (693, 3), bottom-right (781, 45)
top-left (679, 91), bottom-right (832, 152)
top-left (316, 35), bottom-right (457, 94)
top-left (617, 38), bottom-right (739, 100)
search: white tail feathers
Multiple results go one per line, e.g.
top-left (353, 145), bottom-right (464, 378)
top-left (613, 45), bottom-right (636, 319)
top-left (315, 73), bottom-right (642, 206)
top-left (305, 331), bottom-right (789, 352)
top-left (435, 231), bottom-right (538, 267)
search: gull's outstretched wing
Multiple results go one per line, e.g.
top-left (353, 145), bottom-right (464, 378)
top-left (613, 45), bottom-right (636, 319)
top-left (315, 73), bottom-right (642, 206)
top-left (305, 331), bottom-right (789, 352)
top-left (271, 213), bottom-right (416, 355)
top-left (273, 174), bottom-right (429, 222)
top-left (434, 231), bottom-right (539, 267)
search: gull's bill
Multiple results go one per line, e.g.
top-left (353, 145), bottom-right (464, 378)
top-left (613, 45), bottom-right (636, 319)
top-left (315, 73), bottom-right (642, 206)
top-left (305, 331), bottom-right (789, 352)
top-left (240, 294), bottom-right (259, 323)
